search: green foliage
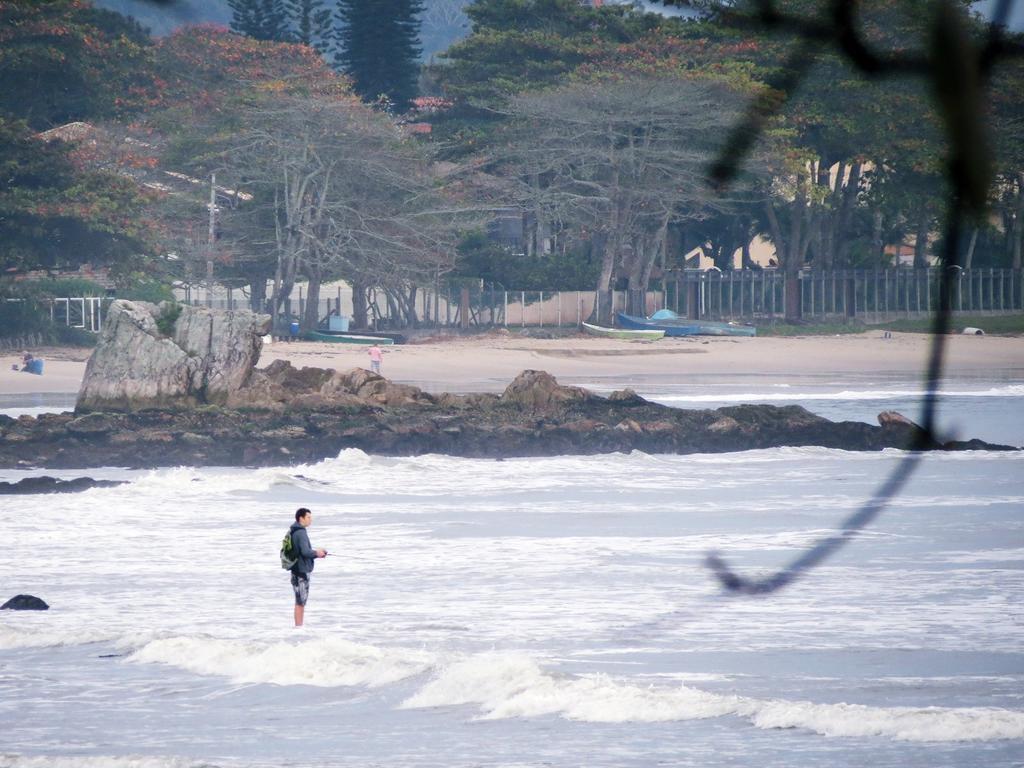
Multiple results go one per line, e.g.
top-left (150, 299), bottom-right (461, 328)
top-left (17, 277), bottom-right (108, 298)
top-left (0, 118), bottom-right (159, 277)
top-left (0, 279), bottom-right (100, 345)
top-left (756, 320), bottom-right (869, 337)
top-left (335, 0), bottom-right (425, 112)
top-left (228, 0), bottom-right (335, 54)
top-left (437, 0), bottom-right (665, 94)
top-left (758, 314), bottom-right (1024, 337)
top-left (228, 0), bottom-right (290, 41)
top-left (877, 315), bottom-right (1024, 335)
top-left (117, 279), bottom-right (175, 304)
top-left (454, 230), bottom-right (598, 290)
top-left (0, 0), bottom-right (158, 130)
top-left (286, 0), bottom-right (334, 54)
top-left (0, 293), bottom-right (50, 339)
top-left (155, 301), bottom-right (182, 337)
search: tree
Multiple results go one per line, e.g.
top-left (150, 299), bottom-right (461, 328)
top-left (286, 0), bottom-right (333, 55)
top-left (335, 0), bottom-right (426, 112)
top-left (428, 0), bottom-right (665, 154)
top-left (145, 26), bottom-right (353, 304)
top-left (501, 74), bottom-right (743, 319)
top-left (228, 0), bottom-right (290, 42)
top-left (0, 118), bottom-right (159, 277)
top-left (988, 52), bottom-right (1024, 269)
top-left (222, 92), bottom-right (457, 329)
top-left (0, 0), bottom-right (158, 130)
top-left (229, 0), bottom-right (337, 54)
top-left (421, 0), bottom-right (470, 59)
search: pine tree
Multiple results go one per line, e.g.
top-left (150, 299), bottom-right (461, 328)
top-left (284, 0), bottom-right (334, 56)
top-left (228, 0), bottom-right (291, 42)
top-left (335, 0), bottom-right (425, 113)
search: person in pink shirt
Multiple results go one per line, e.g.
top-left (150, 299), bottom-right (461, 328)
top-left (367, 343), bottom-right (383, 374)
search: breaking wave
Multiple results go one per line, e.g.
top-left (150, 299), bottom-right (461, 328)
top-left (128, 635), bottom-right (437, 688)
top-left (0, 624), bottom-right (116, 651)
top-left (650, 384), bottom-right (1024, 404)
top-left (401, 653), bottom-right (1024, 743)
top-left (0, 757), bottom-right (224, 768)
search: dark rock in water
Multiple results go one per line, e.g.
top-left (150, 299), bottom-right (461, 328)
top-left (877, 410), bottom-right (920, 429)
top-left (1, 594), bottom-right (49, 610)
top-left (607, 388), bottom-right (648, 406)
top-left (0, 369), bottom-right (1016, 469)
top-left (0, 476), bottom-right (127, 494)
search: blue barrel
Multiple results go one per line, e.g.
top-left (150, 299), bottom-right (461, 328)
top-left (289, 321), bottom-right (300, 336)
top-left (27, 358), bottom-right (43, 375)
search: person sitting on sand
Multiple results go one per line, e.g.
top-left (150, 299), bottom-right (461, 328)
top-left (19, 352), bottom-right (43, 375)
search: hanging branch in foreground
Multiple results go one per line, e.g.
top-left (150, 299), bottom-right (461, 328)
top-left (680, 0), bottom-right (1022, 594)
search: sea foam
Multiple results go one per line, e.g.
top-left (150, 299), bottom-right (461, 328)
top-left (648, 384), bottom-right (1024, 403)
top-left (402, 652), bottom-right (1024, 742)
top-left (0, 757), bottom-right (223, 768)
top-left (128, 635), bottom-right (437, 688)
top-left (0, 624), bottom-right (115, 651)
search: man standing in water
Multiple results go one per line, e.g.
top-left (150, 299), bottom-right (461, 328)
top-left (289, 508), bottom-right (327, 627)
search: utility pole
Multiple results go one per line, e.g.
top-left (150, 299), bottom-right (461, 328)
top-left (207, 172), bottom-right (216, 308)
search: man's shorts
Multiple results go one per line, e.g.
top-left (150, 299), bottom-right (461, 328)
top-left (290, 572), bottom-right (310, 606)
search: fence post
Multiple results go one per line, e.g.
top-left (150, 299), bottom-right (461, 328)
top-left (557, 291), bottom-right (562, 327)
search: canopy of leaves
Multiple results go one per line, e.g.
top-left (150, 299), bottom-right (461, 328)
top-left (0, 118), bottom-right (159, 276)
top-left (0, 0), bottom-right (159, 130)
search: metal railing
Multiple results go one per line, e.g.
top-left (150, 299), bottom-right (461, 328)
top-left (34, 268), bottom-right (1024, 336)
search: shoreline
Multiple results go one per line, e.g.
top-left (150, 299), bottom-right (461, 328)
top-left (1, 331), bottom-right (1022, 404)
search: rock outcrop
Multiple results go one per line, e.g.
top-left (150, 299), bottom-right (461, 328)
top-left (1, 594), bottom-right (49, 610)
top-left (230, 360), bottom-right (436, 410)
top-left (77, 300), bottom-right (270, 412)
top-left (1, 370), bottom-right (1015, 469)
top-left (0, 476), bottom-right (127, 494)
top-left (0, 304), bottom-right (1012, 467)
top-left (500, 369), bottom-right (590, 411)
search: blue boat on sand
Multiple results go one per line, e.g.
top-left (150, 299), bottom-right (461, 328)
top-left (617, 309), bottom-right (756, 337)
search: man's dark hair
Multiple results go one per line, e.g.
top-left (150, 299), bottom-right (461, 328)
top-left (295, 507), bottom-right (311, 522)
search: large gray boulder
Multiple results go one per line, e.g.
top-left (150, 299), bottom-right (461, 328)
top-left (77, 300), bottom-right (270, 411)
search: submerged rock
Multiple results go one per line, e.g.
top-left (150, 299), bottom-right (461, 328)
top-left (1, 594), bottom-right (49, 610)
top-left (0, 476), bottom-right (127, 494)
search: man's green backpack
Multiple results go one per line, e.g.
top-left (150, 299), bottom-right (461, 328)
top-left (280, 531), bottom-right (298, 570)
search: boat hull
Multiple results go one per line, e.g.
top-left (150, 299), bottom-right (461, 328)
top-left (306, 331), bottom-right (395, 345)
top-left (617, 313), bottom-right (756, 337)
top-left (582, 322), bottom-right (664, 340)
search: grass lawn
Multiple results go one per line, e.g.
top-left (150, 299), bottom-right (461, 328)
top-left (757, 314), bottom-right (1024, 336)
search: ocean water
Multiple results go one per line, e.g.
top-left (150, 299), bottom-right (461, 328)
top-left (1, 376), bottom-right (1022, 768)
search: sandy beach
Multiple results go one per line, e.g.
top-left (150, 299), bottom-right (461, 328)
top-left (1, 331), bottom-right (1022, 401)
